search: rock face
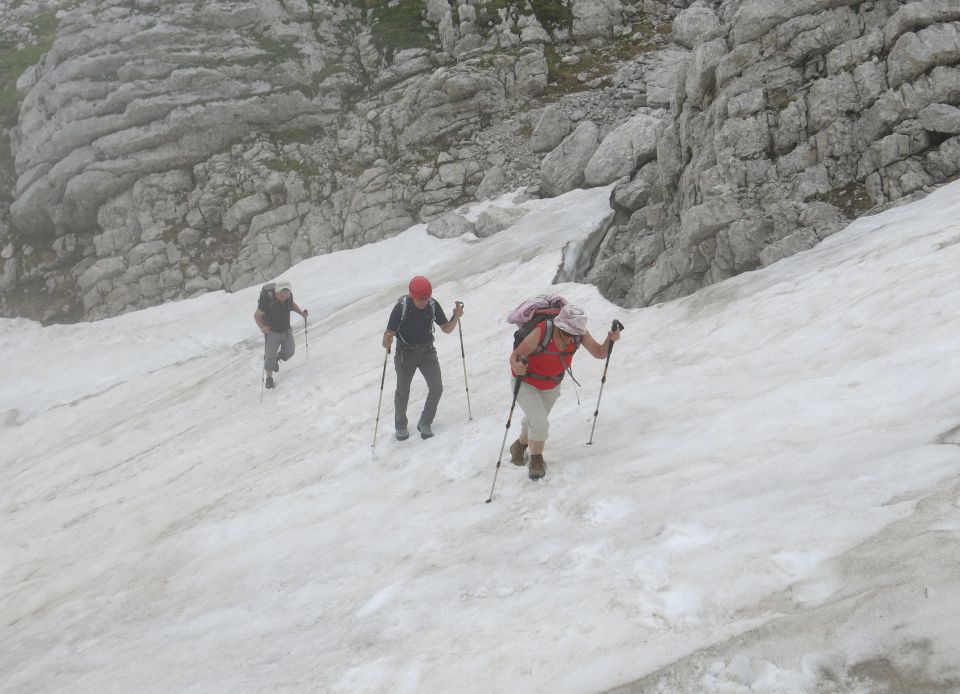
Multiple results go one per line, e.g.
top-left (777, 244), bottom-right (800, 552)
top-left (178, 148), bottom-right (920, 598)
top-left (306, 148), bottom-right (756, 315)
top-left (582, 0), bottom-right (960, 307)
top-left (4, 0), bottom-right (956, 322)
top-left (0, 0), bottom-right (567, 321)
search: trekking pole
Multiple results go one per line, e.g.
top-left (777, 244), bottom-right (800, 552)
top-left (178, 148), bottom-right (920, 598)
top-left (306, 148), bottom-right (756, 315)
top-left (455, 301), bottom-right (472, 421)
top-left (372, 347), bottom-right (390, 451)
top-left (587, 320), bottom-right (624, 445)
top-left (304, 314), bottom-right (309, 359)
top-left (485, 369), bottom-right (525, 503)
top-left (259, 335), bottom-right (267, 403)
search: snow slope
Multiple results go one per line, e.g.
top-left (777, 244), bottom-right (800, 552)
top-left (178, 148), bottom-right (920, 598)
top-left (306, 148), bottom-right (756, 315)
top-left (2, 183), bottom-right (960, 694)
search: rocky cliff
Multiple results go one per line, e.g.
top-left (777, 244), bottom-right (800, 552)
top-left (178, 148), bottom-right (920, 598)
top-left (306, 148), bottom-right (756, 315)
top-left (1, 0), bottom-right (958, 322)
top-left (582, 0), bottom-right (960, 305)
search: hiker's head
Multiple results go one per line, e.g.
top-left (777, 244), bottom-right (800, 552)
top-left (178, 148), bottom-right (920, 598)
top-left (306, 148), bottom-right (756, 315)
top-left (408, 276), bottom-right (432, 307)
top-left (554, 304), bottom-right (587, 336)
top-left (274, 281), bottom-right (292, 300)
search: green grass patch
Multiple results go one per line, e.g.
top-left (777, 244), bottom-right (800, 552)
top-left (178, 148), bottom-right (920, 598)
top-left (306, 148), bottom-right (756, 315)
top-left (280, 126), bottom-right (326, 144)
top-left (264, 157), bottom-right (322, 178)
top-left (0, 8), bottom-right (62, 128)
top-left (475, 0), bottom-right (572, 35)
top-left (254, 34), bottom-right (304, 64)
top-left (529, 0), bottom-right (573, 34)
top-left (353, 0), bottom-right (435, 58)
top-left (476, 0), bottom-right (515, 30)
top-left (544, 45), bottom-right (615, 94)
top-left (813, 182), bottom-right (875, 220)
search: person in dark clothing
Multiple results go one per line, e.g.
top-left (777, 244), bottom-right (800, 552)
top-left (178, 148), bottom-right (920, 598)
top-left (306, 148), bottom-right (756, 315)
top-left (254, 280), bottom-right (307, 389)
top-left (382, 275), bottom-right (464, 440)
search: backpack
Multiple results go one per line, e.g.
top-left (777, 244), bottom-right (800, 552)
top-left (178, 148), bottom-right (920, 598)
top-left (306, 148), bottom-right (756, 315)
top-left (259, 282), bottom-right (292, 312)
top-left (259, 282), bottom-right (276, 310)
top-left (510, 296), bottom-right (580, 355)
top-left (396, 295), bottom-right (437, 335)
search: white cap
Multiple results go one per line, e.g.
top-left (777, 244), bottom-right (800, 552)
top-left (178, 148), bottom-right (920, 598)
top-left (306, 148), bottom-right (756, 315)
top-left (274, 281), bottom-right (292, 293)
top-left (554, 304), bottom-right (587, 335)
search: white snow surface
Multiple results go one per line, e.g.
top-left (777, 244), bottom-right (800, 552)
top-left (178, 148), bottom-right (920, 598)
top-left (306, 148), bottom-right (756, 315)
top-left (3, 184), bottom-right (960, 693)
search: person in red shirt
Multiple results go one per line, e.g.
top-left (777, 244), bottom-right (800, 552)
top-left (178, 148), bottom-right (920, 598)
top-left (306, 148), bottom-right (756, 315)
top-left (507, 304), bottom-right (620, 479)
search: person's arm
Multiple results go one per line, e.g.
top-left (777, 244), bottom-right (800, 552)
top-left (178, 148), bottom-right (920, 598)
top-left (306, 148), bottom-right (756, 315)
top-left (509, 328), bottom-right (542, 375)
top-left (254, 309), bottom-right (270, 334)
top-left (383, 303), bottom-right (402, 350)
top-left (581, 327), bottom-right (621, 359)
top-left (291, 301), bottom-right (307, 318)
top-left (440, 301), bottom-right (464, 334)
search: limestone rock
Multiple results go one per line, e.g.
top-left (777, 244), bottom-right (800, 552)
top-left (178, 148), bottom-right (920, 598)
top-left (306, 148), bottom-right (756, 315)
top-left (475, 207), bottom-right (526, 237)
top-left (572, 0), bottom-right (625, 39)
top-left (673, 4), bottom-right (721, 49)
top-left (531, 105), bottom-right (573, 153)
top-left (584, 114), bottom-right (661, 187)
top-left (540, 121), bottom-right (600, 198)
top-left (223, 194), bottom-right (271, 232)
top-left (426, 212), bottom-right (476, 239)
top-left (918, 103), bottom-right (960, 133)
top-left (476, 166), bottom-right (506, 200)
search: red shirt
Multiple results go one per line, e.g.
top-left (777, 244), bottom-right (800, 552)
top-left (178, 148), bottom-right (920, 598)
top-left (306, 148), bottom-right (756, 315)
top-left (513, 322), bottom-right (577, 390)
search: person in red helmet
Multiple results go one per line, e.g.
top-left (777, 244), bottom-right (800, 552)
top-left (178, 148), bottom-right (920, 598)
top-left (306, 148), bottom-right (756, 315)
top-left (382, 276), bottom-right (465, 440)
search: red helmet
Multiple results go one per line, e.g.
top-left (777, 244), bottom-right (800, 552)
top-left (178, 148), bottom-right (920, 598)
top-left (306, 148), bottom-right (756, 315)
top-left (408, 275), bottom-right (432, 300)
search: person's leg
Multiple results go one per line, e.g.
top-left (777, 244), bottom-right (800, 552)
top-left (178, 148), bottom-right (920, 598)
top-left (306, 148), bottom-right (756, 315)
top-left (278, 329), bottom-right (296, 363)
top-left (528, 385), bottom-right (561, 454)
top-left (527, 386), bottom-right (560, 455)
top-left (263, 331), bottom-right (282, 375)
top-left (393, 348), bottom-right (418, 434)
top-left (516, 382), bottom-right (560, 478)
top-left (417, 347), bottom-right (443, 432)
top-left (516, 382), bottom-right (552, 454)
top-left (511, 380), bottom-right (531, 464)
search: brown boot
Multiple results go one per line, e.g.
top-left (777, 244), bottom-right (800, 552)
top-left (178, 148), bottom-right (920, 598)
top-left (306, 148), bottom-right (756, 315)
top-left (528, 453), bottom-right (545, 480)
top-left (509, 439), bottom-right (528, 466)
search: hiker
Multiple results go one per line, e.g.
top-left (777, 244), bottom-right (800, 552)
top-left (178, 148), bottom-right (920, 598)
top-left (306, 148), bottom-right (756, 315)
top-left (254, 280), bottom-right (307, 389)
top-left (508, 303), bottom-right (620, 479)
top-left (382, 275), bottom-right (464, 440)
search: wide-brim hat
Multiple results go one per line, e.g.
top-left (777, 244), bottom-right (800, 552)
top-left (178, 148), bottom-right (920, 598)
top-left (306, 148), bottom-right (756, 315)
top-left (554, 304), bottom-right (587, 335)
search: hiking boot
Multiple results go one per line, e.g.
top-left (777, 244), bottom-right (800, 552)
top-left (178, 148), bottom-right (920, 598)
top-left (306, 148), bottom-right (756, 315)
top-left (509, 439), bottom-right (528, 466)
top-left (528, 453), bottom-right (546, 480)
top-left (265, 376), bottom-right (275, 389)
top-left (395, 427), bottom-right (409, 441)
top-left (417, 422), bottom-right (434, 439)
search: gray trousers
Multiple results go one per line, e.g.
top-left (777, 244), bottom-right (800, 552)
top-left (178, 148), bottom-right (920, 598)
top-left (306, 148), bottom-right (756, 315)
top-left (394, 343), bottom-right (443, 429)
top-left (264, 329), bottom-right (295, 372)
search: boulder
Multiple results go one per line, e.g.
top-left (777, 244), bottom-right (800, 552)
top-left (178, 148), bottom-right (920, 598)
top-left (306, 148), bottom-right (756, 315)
top-left (475, 207), bottom-right (526, 237)
top-left (530, 105), bottom-right (573, 153)
top-left (584, 114), bottom-right (661, 187)
top-left (918, 103), bottom-right (960, 133)
top-left (540, 121), bottom-right (600, 197)
top-left (426, 212), bottom-right (476, 239)
top-left (673, 4), bottom-right (721, 49)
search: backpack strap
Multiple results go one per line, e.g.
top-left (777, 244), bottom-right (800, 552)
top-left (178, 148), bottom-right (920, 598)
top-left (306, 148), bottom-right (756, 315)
top-left (396, 296), bottom-right (438, 346)
top-left (525, 320), bottom-right (582, 385)
top-left (399, 296), bottom-right (437, 329)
